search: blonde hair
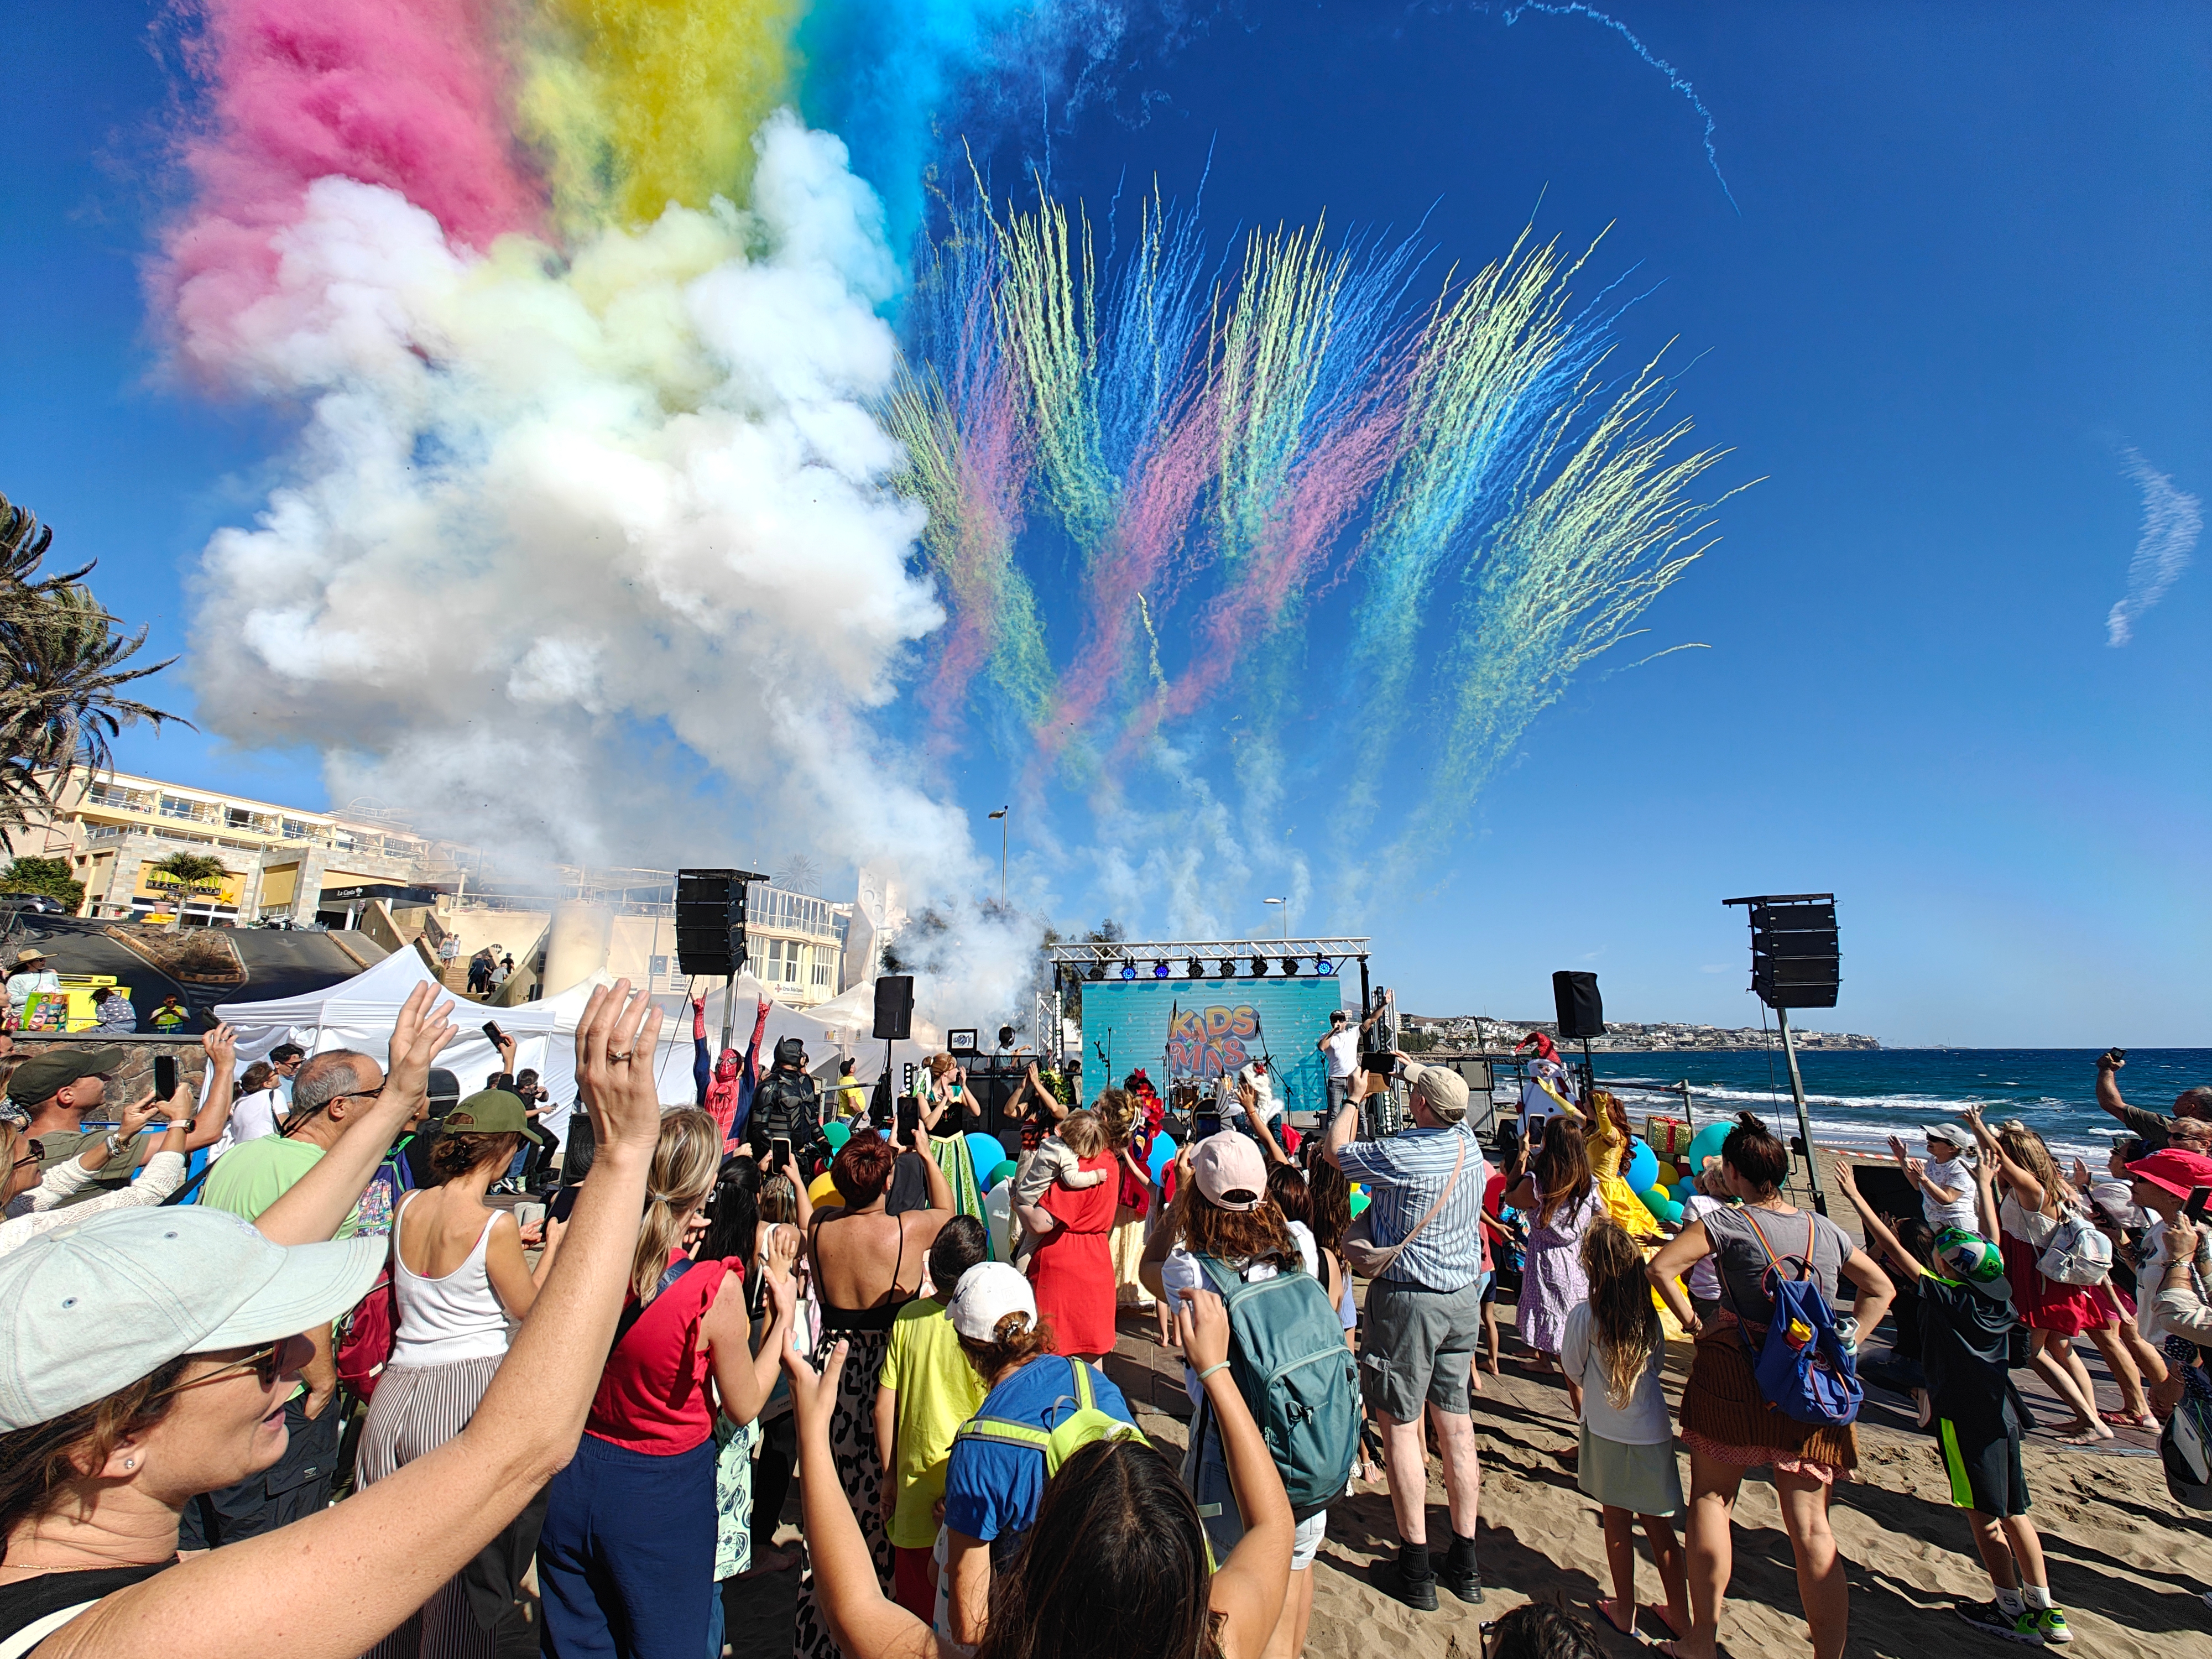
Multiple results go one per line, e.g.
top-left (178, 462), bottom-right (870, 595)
top-left (927, 1052), bottom-right (957, 1079)
top-left (630, 1108), bottom-right (722, 1301)
top-left (1580, 1220), bottom-right (1660, 1412)
top-left (1097, 1088), bottom-right (1136, 1149)
top-left (1059, 1109), bottom-right (1105, 1159)
top-left (1996, 1123), bottom-right (2072, 1207)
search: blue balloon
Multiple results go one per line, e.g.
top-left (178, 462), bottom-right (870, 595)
top-left (966, 1133), bottom-right (1009, 1191)
top-left (1624, 1138), bottom-right (1659, 1194)
top-left (1149, 1131), bottom-right (1178, 1180)
top-left (1686, 1121), bottom-right (1730, 1172)
top-left (1657, 1198), bottom-right (1685, 1226)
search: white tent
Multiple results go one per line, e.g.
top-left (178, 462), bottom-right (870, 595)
top-left (214, 956), bottom-right (938, 1140)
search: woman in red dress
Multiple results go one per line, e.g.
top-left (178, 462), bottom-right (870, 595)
top-left (1020, 1112), bottom-right (1121, 1361)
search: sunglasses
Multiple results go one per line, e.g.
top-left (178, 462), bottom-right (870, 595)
top-left (153, 1338), bottom-right (293, 1400)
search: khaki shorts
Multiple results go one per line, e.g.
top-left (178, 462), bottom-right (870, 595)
top-left (1359, 1277), bottom-right (1485, 1422)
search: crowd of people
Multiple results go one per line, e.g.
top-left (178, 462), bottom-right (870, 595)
top-left (0, 998), bottom-right (2206, 1659)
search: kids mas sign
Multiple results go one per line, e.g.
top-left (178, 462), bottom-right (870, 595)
top-left (1078, 977), bottom-right (1343, 1113)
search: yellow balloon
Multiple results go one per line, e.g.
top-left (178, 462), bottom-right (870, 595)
top-left (808, 1171), bottom-right (842, 1208)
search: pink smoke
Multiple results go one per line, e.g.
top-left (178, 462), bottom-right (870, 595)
top-left (161, 0), bottom-right (542, 377)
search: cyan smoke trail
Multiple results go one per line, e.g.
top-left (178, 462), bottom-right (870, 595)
top-left (1500, 1), bottom-right (1740, 212)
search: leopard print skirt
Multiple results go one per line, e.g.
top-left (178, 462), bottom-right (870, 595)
top-left (792, 1327), bottom-right (893, 1658)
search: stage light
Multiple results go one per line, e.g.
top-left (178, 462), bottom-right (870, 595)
top-left (1217, 959), bottom-right (1237, 977)
top-left (1280, 957), bottom-right (1299, 976)
top-left (1187, 958), bottom-right (1204, 978)
top-left (1120, 963), bottom-right (1138, 980)
top-left (1249, 956), bottom-right (1270, 976)
top-left (1314, 956), bottom-right (1336, 976)
top-left (1086, 964), bottom-right (1106, 982)
top-left (1151, 960), bottom-right (1170, 979)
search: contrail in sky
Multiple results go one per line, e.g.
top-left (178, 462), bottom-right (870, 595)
top-left (1500, 1), bottom-right (1741, 213)
top-left (2106, 446), bottom-right (2200, 646)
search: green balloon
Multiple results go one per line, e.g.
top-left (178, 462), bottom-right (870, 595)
top-left (1349, 1188), bottom-right (1371, 1218)
top-left (988, 1159), bottom-right (1019, 1190)
top-left (822, 1120), bottom-right (852, 1152)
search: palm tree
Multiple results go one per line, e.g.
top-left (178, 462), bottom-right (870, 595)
top-left (1, 491), bottom-right (185, 842)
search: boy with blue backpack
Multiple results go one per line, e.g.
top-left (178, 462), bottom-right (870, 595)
top-left (1835, 1154), bottom-right (2072, 1645)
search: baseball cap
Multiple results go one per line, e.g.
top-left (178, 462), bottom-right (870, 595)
top-left (1191, 1131), bottom-right (1269, 1211)
top-left (1932, 1227), bottom-right (2010, 1297)
top-left (2125, 1147), bottom-right (2212, 1200)
top-left (439, 1088), bottom-right (546, 1143)
top-left (8, 1045), bottom-right (126, 1107)
top-left (948, 1261), bottom-right (1037, 1341)
top-left (0, 1208), bottom-right (387, 1431)
top-left (1922, 1124), bottom-right (1965, 1151)
top-left (1402, 1061), bottom-right (1471, 1122)
top-left (426, 1067), bottom-right (462, 1107)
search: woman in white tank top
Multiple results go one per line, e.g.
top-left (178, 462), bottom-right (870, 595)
top-left (356, 1089), bottom-right (555, 1658)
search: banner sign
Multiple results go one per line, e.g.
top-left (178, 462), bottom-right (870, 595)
top-left (1077, 975), bottom-right (1345, 1114)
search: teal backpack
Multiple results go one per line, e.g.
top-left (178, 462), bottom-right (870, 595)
top-left (1193, 1254), bottom-right (1360, 1515)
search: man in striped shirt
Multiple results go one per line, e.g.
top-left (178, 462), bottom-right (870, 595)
top-left (1326, 1057), bottom-right (1492, 1612)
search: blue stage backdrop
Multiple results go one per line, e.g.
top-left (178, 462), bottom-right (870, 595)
top-left (1078, 977), bottom-right (1347, 1114)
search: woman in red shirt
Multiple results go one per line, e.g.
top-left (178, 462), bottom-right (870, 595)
top-left (1017, 1112), bottom-right (1120, 1361)
top-left (535, 1108), bottom-right (793, 1658)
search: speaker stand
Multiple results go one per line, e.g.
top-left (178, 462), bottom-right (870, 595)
top-left (1774, 1008), bottom-right (1829, 1217)
top-left (1579, 1036), bottom-right (1594, 1105)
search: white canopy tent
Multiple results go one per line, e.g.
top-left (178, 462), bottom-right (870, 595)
top-left (216, 954), bottom-right (944, 1142)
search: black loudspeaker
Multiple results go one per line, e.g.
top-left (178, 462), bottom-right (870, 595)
top-left (1747, 897), bottom-right (1840, 1009)
top-left (1552, 971), bottom-right (1606, 1040)
top-left (873, 974), bottom-right (915, 1041)
top-left (675, 869), bottom-right (752, 978)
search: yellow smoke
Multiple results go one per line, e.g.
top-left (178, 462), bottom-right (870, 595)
top-left (519, 0), bottom-right (805, 232)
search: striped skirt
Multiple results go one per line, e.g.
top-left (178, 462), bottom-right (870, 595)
top-left (357, 1355), bottom-right (505, 1659)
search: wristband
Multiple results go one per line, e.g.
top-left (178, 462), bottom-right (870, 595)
top-left (1196, 1361), bottom-right (1231, 1383)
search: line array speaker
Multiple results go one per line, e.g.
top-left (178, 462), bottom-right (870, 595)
top-left (674, 869), bottom-right (752, 979)
top-left (1747, 898), bottom-right (1840, 1009)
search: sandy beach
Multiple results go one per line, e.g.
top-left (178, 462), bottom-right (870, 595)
top-left (724, 1147), bottom-right (2211, 1658)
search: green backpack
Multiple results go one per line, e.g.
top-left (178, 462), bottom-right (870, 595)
top-left (1193, 1253), bottom-right (1361, 1515)
top-left (953, 1356), bottom-right (1148, 1475)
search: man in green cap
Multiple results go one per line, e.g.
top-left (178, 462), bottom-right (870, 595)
top-left (11, 1027), bottom-right (239, 1207)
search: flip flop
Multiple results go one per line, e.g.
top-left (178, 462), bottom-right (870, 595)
top-left (2100, 1409), bottom-right (2157, 1429)
top-left (1595, 1598), bottom-right (1639, 1637)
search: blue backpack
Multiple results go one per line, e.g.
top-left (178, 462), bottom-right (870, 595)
top-left (1723, 1211), bottom-right (1863, 1428)
top-left (1194, 1253), bottom-right (1361, 1514)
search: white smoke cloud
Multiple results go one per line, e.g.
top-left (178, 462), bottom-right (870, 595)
top-left (2105, 446), bottom-right (2200, 646)
top-left (186, 114), bottom-right (982, 900)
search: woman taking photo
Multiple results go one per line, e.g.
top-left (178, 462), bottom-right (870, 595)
top-left (355, 1087), bottom-right (558, 1657)
top-left (535, 1107), bottom-right (794, 1659)
top-left (794, 1126), bottom-right (954, 1659)
top-left (0, 1088), bottom-right (189, 1256)
top-left (0, 980), bottom-right (667, 1659)
top-left (1646, 1113), bottom-right (1896, 1659)
top-left (789, 1274), bottom-right (1292, 1659)
top-left (1509, 1119), bottom-right (1601, 1409)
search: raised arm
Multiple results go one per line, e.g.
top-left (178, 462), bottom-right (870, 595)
top-left (1973, 1154), bottom-right (2001, 1242)
top-left (1322, 1068), bottom-right (1368, 1173)
top-left (706, 1246), bottom-right (794, 1427)
top-left (910, 1119), bottom-right (954, 1217)
top-left (1834, 1155), bottom-right (1924, 1284)
top-left (1959, 1107), bottom-right (2041, 1209)
top-left (1178, 1287), bottom-right (1292, 1658)
top-left (52, 984), bottom-right (664, 1659)
top-left (1139, 1152), bottom-right (1192, 1301)
top-left (254, 984), bottom-right (456, 1247)
top-left (2095, 1050), bottom-right (2131, 1125)
top-left (1239, 1079), bottom-right (1291, 1166)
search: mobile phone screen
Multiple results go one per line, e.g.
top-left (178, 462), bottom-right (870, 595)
top-left (153, 1055), bottom-right (179, 1100)
top-left (2188, 1186), bottom-right (2210, 1223)
top-left (770, 1135), bottom-right (792, 1167)
top-left (482, 1020), bottom-right (505, 1045)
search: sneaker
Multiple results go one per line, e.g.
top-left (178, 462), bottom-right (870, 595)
top-left (1956, 1601), bottom-right (2037, 1642)
top-left (1368, 1556), bottom-right (1438, 1611)
top-left (1435, 1562), bottom-right (1485, 1605)
top-left (2030, 1608), bottom-right (2072, 1645)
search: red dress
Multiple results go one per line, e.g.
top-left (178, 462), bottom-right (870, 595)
top-left (1030, 1151), bottom-right (1119, 1355)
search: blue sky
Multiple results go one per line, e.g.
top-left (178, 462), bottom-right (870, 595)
top-left (4, 3), bottom-right (2206, 1046)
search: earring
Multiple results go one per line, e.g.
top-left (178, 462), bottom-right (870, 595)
top-left (123, 1457), bottom-right (136, 1470)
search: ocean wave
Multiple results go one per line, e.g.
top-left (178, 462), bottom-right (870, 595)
top-left (1601, 1079), bottom-right (2077, 1115)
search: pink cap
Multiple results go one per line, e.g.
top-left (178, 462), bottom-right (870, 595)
top-left (1191, 1131), bottom-right (1269, 1211)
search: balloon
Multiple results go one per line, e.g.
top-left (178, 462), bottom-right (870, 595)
top-left (807, 1171), bottom-right (841, 1207)
top-left (1149, 1131), bottom-right (1179, 1181)
top-left (1349, 1186), bottom-right (1371, 1218)
top-left (1656, 1198), bottom-right (1684, 1226)
top-left (821, 1120), bottom-right (851, 1152)
top-left (1686, 1121), bottom-right (1730, 1171)
top-left (1624, 1139), bottom-right (1659, 1194)
top-left (966, 1132), bottom-right (1008, 1190)
top-left (988, 1158), bottom-right (1019, 1191)
top-left (1637, 1185), bottom-right (1671, 1219)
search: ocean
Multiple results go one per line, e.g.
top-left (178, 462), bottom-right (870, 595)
top-left (1581, 1047), bottom-right (2212, 1164)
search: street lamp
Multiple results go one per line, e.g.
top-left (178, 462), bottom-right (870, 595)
top-left (988, 807), bottom-right (1008, 907)
top-left (1262, 896), bottom-right (1287, 939)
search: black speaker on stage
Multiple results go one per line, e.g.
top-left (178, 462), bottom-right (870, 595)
top-left (1741, 896), bottom-right (1840, 1009)
top-left (873, 975), bottom-right (915, 1041)
top-left (1552, 971), bottom-right (1606, 1040)
top-left (675, 869), bottom-right (759, 979)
